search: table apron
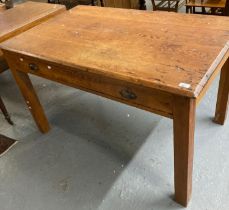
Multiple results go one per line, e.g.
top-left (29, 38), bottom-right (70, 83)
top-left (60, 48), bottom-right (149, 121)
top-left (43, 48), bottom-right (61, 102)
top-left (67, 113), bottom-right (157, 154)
top-left (4, 51), bottom-right (174, 118)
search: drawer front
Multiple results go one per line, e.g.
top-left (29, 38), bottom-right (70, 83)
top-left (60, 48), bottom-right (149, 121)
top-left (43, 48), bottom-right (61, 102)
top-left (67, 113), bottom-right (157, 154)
top-left (6, 52), bottom-right (173, 118)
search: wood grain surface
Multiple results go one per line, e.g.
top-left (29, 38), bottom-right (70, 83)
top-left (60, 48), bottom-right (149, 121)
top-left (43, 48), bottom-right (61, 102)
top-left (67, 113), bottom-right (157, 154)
top-left (173, 96), bottom-right (196, 206)
top-left (1, 6), bottom-right (229, 98)
top-left (3, 50), bottom-right (174, 118)
top-left (1, 6), bottom-right (228, 207)
top-left (0, 1), bottom-right (65, 43)
top-left (0, 1), bottom-right (65, 73)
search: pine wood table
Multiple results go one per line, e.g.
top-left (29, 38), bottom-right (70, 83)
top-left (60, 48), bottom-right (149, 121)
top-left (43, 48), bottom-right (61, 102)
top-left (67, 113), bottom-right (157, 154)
top-left (1, 6), bottom-right (229, 207)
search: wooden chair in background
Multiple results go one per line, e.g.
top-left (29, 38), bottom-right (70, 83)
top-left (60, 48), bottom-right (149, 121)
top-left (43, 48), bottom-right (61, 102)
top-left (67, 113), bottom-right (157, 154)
top-left (48, 0), bottom-right (104, 9)
top-left (101, 0), bottom-right (145, 9)
top-left (151, 0), bottom-right (185, 12)
top-left (186, 0), bottom-right (229, 15)
top-left (91, 0), bottom-right (104, 6)
top-left (0, 97), bottom-right (13, 125)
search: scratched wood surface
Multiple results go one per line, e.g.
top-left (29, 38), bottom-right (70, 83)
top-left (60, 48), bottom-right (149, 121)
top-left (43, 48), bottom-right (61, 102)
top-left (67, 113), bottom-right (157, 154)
top-left (1, 6), bottom-right (229, 97)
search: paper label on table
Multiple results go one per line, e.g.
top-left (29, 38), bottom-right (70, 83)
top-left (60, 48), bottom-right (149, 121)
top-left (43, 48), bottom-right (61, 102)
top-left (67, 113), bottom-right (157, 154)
top-left (179, 83), bottom-right (191, 89)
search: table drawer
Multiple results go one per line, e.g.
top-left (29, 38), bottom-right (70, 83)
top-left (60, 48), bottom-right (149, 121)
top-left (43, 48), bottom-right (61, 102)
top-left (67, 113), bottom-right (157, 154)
top-left (6, 52), bottom-right (173, 118)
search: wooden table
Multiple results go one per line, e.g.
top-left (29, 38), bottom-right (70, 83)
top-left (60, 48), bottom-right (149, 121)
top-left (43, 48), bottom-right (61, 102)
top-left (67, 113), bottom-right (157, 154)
top-left (1, 6), bottom-right (229, 207)
top-left (185, 0), bottom-right (227, 14)
top-left (186, 0), bottom-right (226, 8)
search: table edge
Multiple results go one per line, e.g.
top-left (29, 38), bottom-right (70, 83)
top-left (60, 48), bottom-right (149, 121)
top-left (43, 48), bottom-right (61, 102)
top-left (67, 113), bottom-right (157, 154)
top-left (194, 40), bottom-right (229, 99)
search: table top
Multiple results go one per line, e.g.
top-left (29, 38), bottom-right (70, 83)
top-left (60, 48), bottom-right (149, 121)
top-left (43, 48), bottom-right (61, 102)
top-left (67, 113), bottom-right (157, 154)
top-left (1, 6), bottom-right (229, 97)
top-left (0, 1), bottom-right (65, 43)
top-left (186, 0), bottom-right (226, 8)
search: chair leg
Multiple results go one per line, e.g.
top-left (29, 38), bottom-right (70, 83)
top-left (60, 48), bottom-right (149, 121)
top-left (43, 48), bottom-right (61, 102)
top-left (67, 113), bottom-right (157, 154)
top-left (100, 0), bottom-right (104, 6)
top-left (168, 0), bottom-right (171, 10)
top-left (139, 0), bottom-right (146, 10)
top-left (0, 97), bottom-right (13, 125)
top-left (91, 0), bottom-right (104, 6)
top-left (186, 6), bottom-right (189, 13)
top-left (175, 1), bottom-right (179, 12)
top-left (193, 6), bottom-right (196, 13)
top-left (151, 0), bottom-right (157, 10)
top-left (202, 7), bottom-right (206, 14)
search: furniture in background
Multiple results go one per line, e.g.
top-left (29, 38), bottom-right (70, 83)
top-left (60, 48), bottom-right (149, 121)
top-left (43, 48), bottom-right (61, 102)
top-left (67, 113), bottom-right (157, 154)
top-left (48, 0), bottom-right (105, 9)
top-left (102, 0), bottom-right (146, 9)
top-left (0, 4), bottom-right (7, 73)
top-left (0, 2), bottom-right (5, 11)
top-left (49, 0), bottom-right (146, 10)
top-left (0, 0), bottom-right (14, 10)
top-left (91, 0), bottom-right (104, 6)
top-left (0, 97), bottom-right (13, 124)
top-left (0, 0), bottom-right (11, 125)
top-left (0, 1), bottom-right (65, 73)
top-left (186, 0), bottom-right (229, 15)
top-left (2, 6), bottom-right (229, 207)
top-left (4, 0), bottom-right (14, 9)
top-left (0, 1), bottom-right (65, 125)
top-left (0, 52), bottom-right (8, 74)
top-left (0, 134), bottom-right (17, 156)
top-left (151, 0), bottom-right (181, 11)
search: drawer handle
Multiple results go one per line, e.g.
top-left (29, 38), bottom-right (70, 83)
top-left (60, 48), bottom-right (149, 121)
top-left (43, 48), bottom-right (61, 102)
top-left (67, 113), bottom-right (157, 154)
top-left (29, 63), bottom-right (39, 71)
top-left (120, 89), bottom-right (137, 100)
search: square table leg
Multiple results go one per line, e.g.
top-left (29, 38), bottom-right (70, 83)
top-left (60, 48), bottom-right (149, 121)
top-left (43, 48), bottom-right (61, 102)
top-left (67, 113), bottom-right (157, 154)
top-left (214, 58), bottom-right (229, 125)
top-left (173, 96), bottom-right (196, 207)
top-left (11, 70), bottom-right (50, 133)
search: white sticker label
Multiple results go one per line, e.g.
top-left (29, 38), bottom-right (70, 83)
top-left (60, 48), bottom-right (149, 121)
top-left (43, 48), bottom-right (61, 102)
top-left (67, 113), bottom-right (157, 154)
top-left (179, 83), bottom-right (191, 89)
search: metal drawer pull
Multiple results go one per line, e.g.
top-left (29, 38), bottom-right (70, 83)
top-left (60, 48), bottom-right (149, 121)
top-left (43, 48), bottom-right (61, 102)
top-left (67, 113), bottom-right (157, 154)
top-left (120, 89), bottom-right (137, 100)
top-left (29, 63), bottom-right (39, 71)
